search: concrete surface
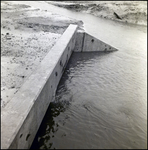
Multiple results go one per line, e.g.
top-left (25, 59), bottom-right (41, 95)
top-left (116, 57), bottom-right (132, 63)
top-left (74, 29), bottom-right (85, 52)
top-left (74, 31), bottom-right (118, 52)
top-left (1, 1), bottom-right (84, 109)
top-left (1, 24), bottom-right (78, 149)
top-left (1, 22), bottom-right (118, 149)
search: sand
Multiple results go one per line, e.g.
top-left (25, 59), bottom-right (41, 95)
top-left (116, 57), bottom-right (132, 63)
top-left (47, 1), bottom-right (147, 26)
top-left (1, 1), bottom-right (83, 108)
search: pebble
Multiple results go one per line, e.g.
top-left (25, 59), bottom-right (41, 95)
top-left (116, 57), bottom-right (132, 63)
top-left (6, 37), bottom-right (11, 40)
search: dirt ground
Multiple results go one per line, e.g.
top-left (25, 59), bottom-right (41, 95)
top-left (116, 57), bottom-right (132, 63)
top-left (48, 1), bottom-right (147, 26)
top-left (1, 1), bottom-right (83, 108)
top-left (1, 1), bottom-right (147, 108)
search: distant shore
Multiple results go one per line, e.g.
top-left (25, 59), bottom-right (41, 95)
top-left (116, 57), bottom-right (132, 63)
top-left (47, 1), bottom-right (147, 26)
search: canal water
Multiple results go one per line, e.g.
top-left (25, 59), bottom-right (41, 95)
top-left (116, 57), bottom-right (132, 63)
top-left (30, 2), bottom-right (147, 149)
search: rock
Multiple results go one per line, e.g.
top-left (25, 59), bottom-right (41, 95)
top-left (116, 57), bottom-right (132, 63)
top-left (28, 25), bottom-right (33, 28)
top-left (114, 12), bottom-right (122, 20)
top-left (6, 36), bottom-right (11, 40)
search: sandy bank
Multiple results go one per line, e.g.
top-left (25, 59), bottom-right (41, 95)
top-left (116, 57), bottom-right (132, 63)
top-left (47, 1), bottom-right (147, 26)
top-left (1, 1), bottom-right (83, 108)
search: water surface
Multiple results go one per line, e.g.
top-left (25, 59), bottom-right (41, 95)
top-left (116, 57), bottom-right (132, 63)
top-left (31, 50), bottom-right (147, 149)
top-left (31, 2), bottom-right (147, 149)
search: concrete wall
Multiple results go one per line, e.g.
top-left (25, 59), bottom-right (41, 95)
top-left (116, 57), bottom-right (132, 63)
top-left (74, 31), bottom-right (118, 52)
top-left (74, 29), bottom-right (85, 52)
top-left (1, 23), bottom-right (118, 149)
top-left (1, 24), bottom-right (78, 149)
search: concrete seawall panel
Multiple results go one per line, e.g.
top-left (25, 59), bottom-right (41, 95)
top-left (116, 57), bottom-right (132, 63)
top-left (74, 29), bottom-right (85, 52)
top-left (1, 23), bottom-right (118, 149)
top-left (1, 24), bottom-right (78, 149)
top-left (74, 31), bottom-right (118, 52)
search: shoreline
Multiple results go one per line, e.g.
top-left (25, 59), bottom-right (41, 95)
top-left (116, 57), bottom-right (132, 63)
top-left (47, 1), bottom-right (147, 26)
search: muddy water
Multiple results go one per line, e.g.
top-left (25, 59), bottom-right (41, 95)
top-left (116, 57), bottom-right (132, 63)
top-left (30, 2), bottom-right (147, 149)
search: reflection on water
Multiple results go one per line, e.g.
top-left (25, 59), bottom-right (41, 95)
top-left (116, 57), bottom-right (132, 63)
top-left (30, 100), bottom-right (70, 149)
top-left (31, 50), bottom-right (147, 149)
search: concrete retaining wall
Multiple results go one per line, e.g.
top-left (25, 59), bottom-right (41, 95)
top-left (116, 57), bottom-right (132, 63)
top-left (1, 23), bottom-right (118, 149)
top-left (1, 24), bottom-right (78, 149)
top-left (74, 31), bottom-right (118, 52)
